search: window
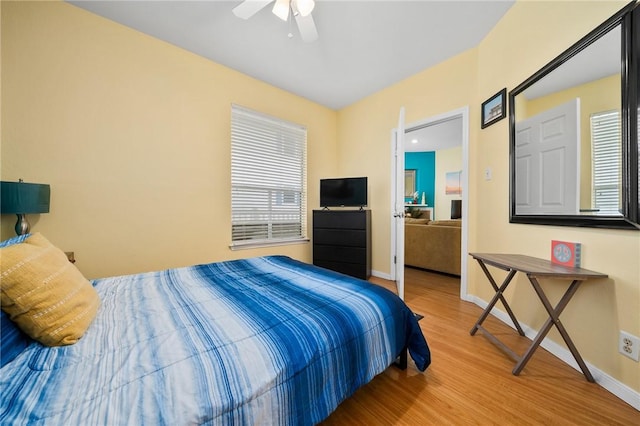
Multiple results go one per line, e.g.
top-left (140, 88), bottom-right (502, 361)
top-left (230, 105), bottom-right (307, 248)
top-left (590, 110), bottom-right (621, 214)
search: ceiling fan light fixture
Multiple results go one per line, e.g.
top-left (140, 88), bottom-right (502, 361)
top-left (272, 0), bottom-right (290, 21)
top-left (294, 0), bottom-right (315, 17)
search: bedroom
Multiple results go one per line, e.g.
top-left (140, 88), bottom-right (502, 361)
top-left (1, 0), bottom-right (639, 423)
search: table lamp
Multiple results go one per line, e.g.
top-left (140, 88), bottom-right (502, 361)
top-left (1, 179), bottom-right (51, 235)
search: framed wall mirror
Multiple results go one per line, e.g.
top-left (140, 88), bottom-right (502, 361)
top-left (509, 1), bottom-right (639, 229)
top-left (405, 169), bottom-right (417, 198)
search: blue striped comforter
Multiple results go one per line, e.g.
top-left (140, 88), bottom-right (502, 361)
top-left (1, 256), bottom-right (430, 425)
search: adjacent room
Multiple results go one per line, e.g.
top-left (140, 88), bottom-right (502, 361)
top-left (1, 0), bottom-right (639, 424)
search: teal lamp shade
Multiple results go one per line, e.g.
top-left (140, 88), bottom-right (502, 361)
top-left (1, 181), bottom-right (51, 235)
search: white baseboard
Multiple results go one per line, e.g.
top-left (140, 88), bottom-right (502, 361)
top-left (467, 295), bottom-right (640, 411)
top-left (371, 269), bottom-right (392, 280)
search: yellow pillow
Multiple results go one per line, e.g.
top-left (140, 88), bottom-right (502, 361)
top-left (0, 233), bottom-right (100, 346)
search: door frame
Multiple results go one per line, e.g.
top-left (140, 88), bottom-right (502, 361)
top-left (390, 106), bottom-right (470, 300)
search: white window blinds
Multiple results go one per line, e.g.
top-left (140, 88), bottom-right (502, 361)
top-left (230, 105), bottom-right (307, 247)
top-left (590, 110), bottom-right (621, 214)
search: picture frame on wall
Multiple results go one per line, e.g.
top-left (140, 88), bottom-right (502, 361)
top-left (404, 169), bottom-right (416, 197)
top-left (481, 88), bottom-right (506, 129)
top-left (445, 170), bottom-right (462, 195)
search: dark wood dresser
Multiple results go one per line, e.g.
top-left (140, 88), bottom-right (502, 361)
top-left (312, 209), bottom-right (371, 280)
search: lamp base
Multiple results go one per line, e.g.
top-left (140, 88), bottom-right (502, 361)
top-left (15, 214), bottom-right (30, 235)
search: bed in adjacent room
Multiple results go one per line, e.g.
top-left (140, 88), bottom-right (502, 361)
top-left (0, 233), bottom-right (430, 425)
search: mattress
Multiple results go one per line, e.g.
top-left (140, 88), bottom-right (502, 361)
top-left (0, 255), bottom-right (430, 425)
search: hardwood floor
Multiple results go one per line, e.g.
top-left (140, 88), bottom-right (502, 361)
top-left (321, 267), bottom-right (640, 425)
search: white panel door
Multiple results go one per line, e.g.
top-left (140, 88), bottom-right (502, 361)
top-left (393, 107), bottom-right (406, 300)
top-left (515, 98), bottom-right (580, 215)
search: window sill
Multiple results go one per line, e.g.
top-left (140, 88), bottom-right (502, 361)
top-left (229, 238), bottom-right (310, 251)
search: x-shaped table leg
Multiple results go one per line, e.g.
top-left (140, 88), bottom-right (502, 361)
top-left (470, 259), bottom-right (525, 337)
top-left (513, 277), bottom-right (594, 382)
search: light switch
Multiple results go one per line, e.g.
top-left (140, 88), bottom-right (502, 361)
top-left (484, 167), bottom-right (492, 181)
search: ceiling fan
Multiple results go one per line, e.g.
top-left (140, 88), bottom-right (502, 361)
top-left (232, 0), bottom-right (319, 42)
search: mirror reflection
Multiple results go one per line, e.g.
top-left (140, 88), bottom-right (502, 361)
top-left (513, 26), bottom-right (621, 216)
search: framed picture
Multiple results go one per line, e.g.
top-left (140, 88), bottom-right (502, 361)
top-left (481, 88), bottom-right (506, 129)
top-left (445, 170), bottom-right (462, 195)
top-left (404, 169), bottom-right (416, 197)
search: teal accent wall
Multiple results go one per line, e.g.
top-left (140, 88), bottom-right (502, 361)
top-left (405, 151), bottom-right (435, 207)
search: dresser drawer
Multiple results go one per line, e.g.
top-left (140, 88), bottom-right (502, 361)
top-left (313, 229), bottom-right (366, 247)
top-left (313, 245), bottom-right (367, 264)
top-left (313, 261), bottom-right (368, 280)
top-left (313, 210), bottom-right (367, 229)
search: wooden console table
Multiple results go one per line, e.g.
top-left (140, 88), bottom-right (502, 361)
top-left (469, 253), bottom-right (608, 382)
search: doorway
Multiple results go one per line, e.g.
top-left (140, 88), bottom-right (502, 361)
top-left (391, 106), bottom-right (470, 300)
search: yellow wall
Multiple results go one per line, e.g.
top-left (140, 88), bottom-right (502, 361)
top-left (338, 0), bottom-right (639, 396)
top-left (337, 48), bottom-right (479, 274)
top-left (1, 1), bottom-right (338, 278)
top-left (521, 74), bottom-right (620, 209)
top-left (435, 146), bottom-right (463, 220)
top-left (476, 0), bottom-right (638, 394)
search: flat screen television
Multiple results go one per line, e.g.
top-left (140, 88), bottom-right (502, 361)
top-left (320, 177), bottom-right (368, 208)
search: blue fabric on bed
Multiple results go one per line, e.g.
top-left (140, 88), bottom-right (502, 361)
top-left (0, 233), bottom-right (35, 368)
top-left (0, 311), bottom-right (33, 368)
top-left (0, 234), bottom-right (31, 248)
top-left (0, 255), bottom-right (430, 425)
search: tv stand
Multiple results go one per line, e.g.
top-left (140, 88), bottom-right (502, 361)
top-left (312, 210), bottom-right (371, 280)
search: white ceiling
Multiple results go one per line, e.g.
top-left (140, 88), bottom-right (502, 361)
top-left (67, 0), bottom-right (515, 110)
top-left (405, 116), bottom-right (462, 152)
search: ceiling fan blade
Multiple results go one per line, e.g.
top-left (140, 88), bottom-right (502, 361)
top-left (232, 0), bottom-right (272, 20)
top-left (295, 12), bottom-right (318, 42)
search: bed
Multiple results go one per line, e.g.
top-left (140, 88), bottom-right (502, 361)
top-left (1, 234), bottom-right (430, 425)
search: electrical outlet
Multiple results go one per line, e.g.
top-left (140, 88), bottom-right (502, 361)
top-left (619, 331), bottom-right (640, 361)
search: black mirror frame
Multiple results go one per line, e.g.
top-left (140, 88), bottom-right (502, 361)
top-left (508, 1), bottom-right (639, 230)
